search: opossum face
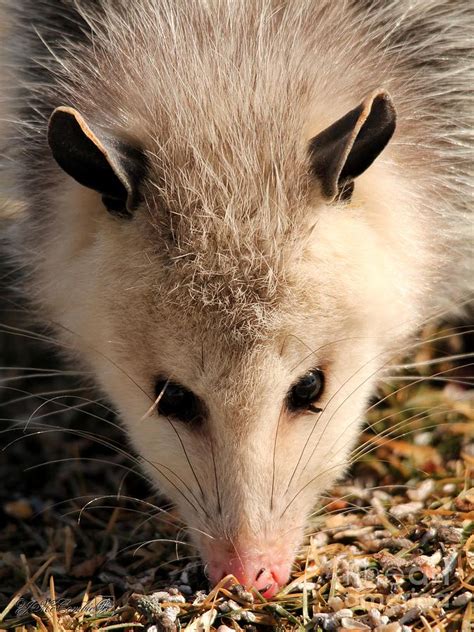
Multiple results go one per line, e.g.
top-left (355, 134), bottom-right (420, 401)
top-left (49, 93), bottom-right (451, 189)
top-left (44, 92), bottom-right (411, 596)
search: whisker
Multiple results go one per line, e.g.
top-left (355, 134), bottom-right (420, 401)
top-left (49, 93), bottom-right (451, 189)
top-left (270, 407), bottom-right (284, 512)
top-left (0, 316), bottom-right (152, 403)
top-left (2, 422), bottom-right (205, 518)
top-left (0, 385), bottom-right (93, 410)
top-left (382, 375), bottom-right (473, 386)
top-left (350, 419), bottom-right (463, 464)
top-left (151, 555), bottom-right (201, 574)
top-left (209, 437), bottom-right (222, 515)
top-left (122, 538), bottom-right (198, 558)
top-left (390, 351), bottom-right (474, 370)
top-left (165, 414), bottom-right (208, 511)
top-left (297, 354), bottom-right (473, 483)
top-left (325, 402), bottom-right (450, 473)
top-left (142, 388), bottom-right (210, 519)
top-left (305, 483), bottom-right (416, 521)
top-left (45, 493), bottom-right (182, 526)
top-left (350, 409), bottom-right (451, 463)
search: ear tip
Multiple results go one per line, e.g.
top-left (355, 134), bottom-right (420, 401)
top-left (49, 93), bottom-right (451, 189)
top-left (48, 106), bottom-right (78, 127)
top-left (372, 89), bottom-right (396, 115)
top-left (48, 107), bottom-right (78, 146)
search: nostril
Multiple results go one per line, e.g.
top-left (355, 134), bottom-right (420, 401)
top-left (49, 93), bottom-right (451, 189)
top-left (206, 553), bottom-right (292, 599)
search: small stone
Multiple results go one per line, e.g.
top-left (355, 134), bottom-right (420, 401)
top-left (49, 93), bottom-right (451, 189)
top-left (152, 591), bottom-right (171, 602)
top-left (403, 597), bottom-right (438, 613)
top-left (157, 615), bottom-right (177, 632)
top-left (328, 596), bottom-right (345, 611)
top-left (373, 490), bottom-right (391, 502)
top-left (455, 495), bottom-right (474, 512)
top-left (384, 605), bottom-right (406, 619)
top-left (178, 584), bottom-right (192, 595)
top-left (162, 606), bottom-right (180, 622)
top-left (218, 599), bottom-right (242, 616)
top-left (377, 537), bottom-right (413, 551)
top-left (295, 581), bottom-right (317, 591)
top-left (132, 594), bottom-right (163, 620)
top-left (241, 610), bottom-right (256, 623)
top-left (443, 483), bottom-right (456, 494)
top-left (334, 526), bottom-right (374, 540)
top-left (407, 479), bottom-right (435, 502)
top-left (437, 525), bottom-right (462, 544)
top-left (334, 608), bottom-right (354, 619)
top-left (414, 432), bottom-right (432, 446)
top-left (389, 502), bottom-right (423, 520)
top-left (376, 551), bottom-right (410, 572)
top-left (352, 557), bottom-right (371, 571)
top-left (191, 592), bottom-right (207, 606)
top-left (313, 613), bottom-right (337, 632)
top-left (312, 532), bottom-right (329, 548)
top-left (399, 606), bottom-right (422, 624)
top-left (452, 591), bottom-right (472, 607)
top-left (374, 624), bottom-right (401, 632)
top-left (366, 609), bottom-right (381, 626)
top-left (340, 617), bottom-right (370, 629)
top-left (346, 571), bottom-right (362, 589)
top-left (375, 575), bottom-right (390, 592)
top-left (230, 583), bottom-right (254, 604)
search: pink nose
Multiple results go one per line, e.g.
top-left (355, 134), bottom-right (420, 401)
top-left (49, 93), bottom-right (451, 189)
top-left (208, 555), bottom-right (291, 599)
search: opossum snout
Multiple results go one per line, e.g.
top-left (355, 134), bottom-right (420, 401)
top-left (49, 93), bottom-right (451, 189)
top-left (206, 546), bottom-right (292, 599)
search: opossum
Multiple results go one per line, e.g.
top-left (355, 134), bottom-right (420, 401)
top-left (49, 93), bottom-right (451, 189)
top-left (0, 0), bottom-right (472, 598)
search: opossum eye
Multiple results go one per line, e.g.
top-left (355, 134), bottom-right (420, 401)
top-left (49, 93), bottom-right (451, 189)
top-left (288, 369), bottom-right (324, 412)
top-left (155, 380), bottom-right (202, 424)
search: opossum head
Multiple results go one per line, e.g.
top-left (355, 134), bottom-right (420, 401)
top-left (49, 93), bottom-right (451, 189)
top-left (43, 90), bottom-right (420, 597)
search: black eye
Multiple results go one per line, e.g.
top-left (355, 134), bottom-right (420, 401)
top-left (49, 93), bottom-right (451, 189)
top-left (288, 368), bottom-right (325, 412)
top-left (155, 379), bottom-right (202, 424)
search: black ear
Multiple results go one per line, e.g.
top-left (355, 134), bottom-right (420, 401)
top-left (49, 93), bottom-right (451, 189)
top-left (309, 90), bottom-right (396, 201)
top-left (47, 107), bottom-right (147, 218)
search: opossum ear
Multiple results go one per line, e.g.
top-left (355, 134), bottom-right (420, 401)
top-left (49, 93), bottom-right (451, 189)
top-left (309, 90), bottom-right (396, 201)
top-left (48, 106), bottom-right (146, 218)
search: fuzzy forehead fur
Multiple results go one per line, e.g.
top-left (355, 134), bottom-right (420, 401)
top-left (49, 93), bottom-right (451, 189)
top-left (3, 0), bottom-right (472, 326)
top-left (50, 1), bottom-right (345, 336)
top-left (71, 1), bottom-right (338, 331)
top-left (35, 1), bottom-right (411, 332)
